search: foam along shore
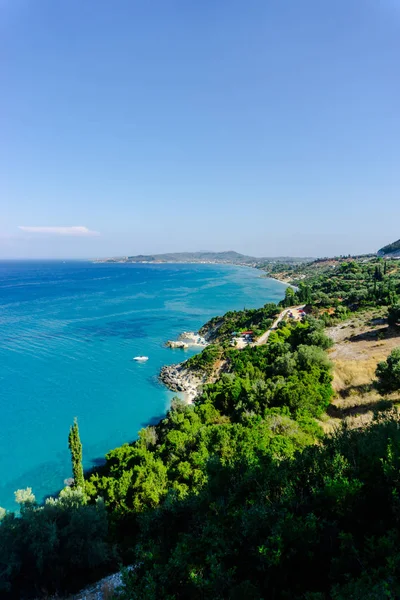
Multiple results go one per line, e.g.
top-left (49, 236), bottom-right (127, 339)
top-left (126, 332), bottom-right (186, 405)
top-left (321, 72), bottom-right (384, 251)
top-left (160, 363), bottom-right (205, 403)
top-left (165, 331), bottom-right (208, 349)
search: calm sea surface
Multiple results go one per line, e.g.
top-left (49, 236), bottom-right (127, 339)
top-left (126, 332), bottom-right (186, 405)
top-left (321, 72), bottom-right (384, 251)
top-left (0, 261), bottom-right (285, 510)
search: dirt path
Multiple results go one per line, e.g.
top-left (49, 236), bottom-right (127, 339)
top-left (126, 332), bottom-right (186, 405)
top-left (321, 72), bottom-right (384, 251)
top-left (253, 305), bottom-right (305, 346)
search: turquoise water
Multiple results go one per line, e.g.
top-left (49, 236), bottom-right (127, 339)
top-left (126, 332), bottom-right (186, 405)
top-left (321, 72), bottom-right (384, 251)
top-left (0, 261), bottom-right (285, 510)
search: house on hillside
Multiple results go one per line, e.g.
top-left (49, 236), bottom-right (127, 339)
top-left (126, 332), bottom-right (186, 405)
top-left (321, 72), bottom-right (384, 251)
top-left (241, 330), bottom-right (254, 342)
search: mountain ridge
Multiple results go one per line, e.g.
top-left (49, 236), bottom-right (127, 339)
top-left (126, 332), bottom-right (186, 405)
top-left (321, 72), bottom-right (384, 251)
top-left (378, 238), bottom-right (400, 257)
top-left (95, 250), bottom-right (313, 266)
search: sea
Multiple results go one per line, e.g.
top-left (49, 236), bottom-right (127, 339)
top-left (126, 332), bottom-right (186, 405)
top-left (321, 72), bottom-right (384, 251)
top-left (0, 261), bottom-right (286, 511)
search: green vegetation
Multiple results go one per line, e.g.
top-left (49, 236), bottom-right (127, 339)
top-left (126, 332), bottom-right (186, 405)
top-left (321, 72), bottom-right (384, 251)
top-left (68, 417), bottom-right (85, 490)
top-left (185, 344), bottom-right (223, 374)
top-left (388, 304), bottom-right (400, 327)
top-left (118, 412), bottom-right (400, 599)
top-left (3, 254), bottom-right (400, 598)
top-left (272, 257), bottom-right (400, 319)
top-left (200, 302), bottom-right (279, 341)
top-left (0, 487), bottom-right (111, 598)
top-left (376, 348), bottom-right (400, 394)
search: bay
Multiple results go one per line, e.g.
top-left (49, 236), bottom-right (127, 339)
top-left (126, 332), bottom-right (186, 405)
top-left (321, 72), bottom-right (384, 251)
top-left (0, 261), bottom-right (285, 510)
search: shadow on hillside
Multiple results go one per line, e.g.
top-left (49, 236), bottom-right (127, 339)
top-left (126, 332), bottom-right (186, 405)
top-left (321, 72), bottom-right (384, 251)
top-left (337, 383), bottom-right (374, 398)
top-left (327, 398), bottom-right (400, 419)
top-left (345, 325), bottom-right (400, 344)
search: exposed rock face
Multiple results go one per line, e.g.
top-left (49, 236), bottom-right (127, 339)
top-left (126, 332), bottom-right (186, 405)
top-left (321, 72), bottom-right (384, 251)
top-left (177, 331), bottom-right (201, 342)
top-left (165, 340), bottom-right (189, 349)
top-left (199, 320), bottom-right (224, 342)
top-left (160, 363), bottom-right (204, 401)
top-left (73, 568), bottom-right (134, 599)
top-left (160, 364), bottom-right (187, 392)
top-left (179, 331), bottom-right (208, 345)
top-left (166, 331), bottom-right (208, 349)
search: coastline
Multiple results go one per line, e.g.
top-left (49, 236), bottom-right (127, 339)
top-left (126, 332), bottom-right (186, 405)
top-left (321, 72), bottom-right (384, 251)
top-left (94, 259), bottom-right (259, 268)
top-left (262, 274), bottom-right (299, 291)
top-left (260, 273), bottom-right (293, 286)
top-left (158, 277), bottom-right (289, 403)
top-left (1, 261), bottom-right (286, 511)
top-left (160, 363), bottom-right (204, 403)
top-left (264, 274), bottom-right (291, 285)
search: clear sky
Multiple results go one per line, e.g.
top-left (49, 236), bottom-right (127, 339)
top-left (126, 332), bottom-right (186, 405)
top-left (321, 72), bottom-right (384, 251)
top-left (2, 0), bottom-right (400, 259)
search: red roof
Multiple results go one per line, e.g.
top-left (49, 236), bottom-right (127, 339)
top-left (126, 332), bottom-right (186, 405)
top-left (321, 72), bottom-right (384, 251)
top-left (241, 330), bottom-right (253, 334)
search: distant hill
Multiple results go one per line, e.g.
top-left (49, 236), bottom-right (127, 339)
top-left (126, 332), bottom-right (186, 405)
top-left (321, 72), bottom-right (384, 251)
top-left (95, 251), bottom-right (313, 267)
top-left (378, 239), bottom-right (400, 257)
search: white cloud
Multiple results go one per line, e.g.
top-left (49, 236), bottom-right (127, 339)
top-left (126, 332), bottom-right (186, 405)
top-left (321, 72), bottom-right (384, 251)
top-left (18, 226), bottom-right (100, 237)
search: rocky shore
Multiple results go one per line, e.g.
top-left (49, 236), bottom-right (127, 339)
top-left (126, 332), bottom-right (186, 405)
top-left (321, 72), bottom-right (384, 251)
top-left (166, 340), bottom-right (189, 349)
top-left (165, 330), bottom-right (208, 350)
top-left (160, 363), bottom-right (205, 403)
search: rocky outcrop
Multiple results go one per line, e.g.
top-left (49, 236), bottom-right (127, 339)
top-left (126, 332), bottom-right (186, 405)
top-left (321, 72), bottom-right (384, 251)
top-left (178, 331), bottom-right (205, 344)
top-left (166, 331), bottom-right (208, 349)
top-left (165, 340), bottom-right (189, 349)
top-left (71, 567), bottom-right (134, 599)
top-left (160, 363), bottom-right (204, 402)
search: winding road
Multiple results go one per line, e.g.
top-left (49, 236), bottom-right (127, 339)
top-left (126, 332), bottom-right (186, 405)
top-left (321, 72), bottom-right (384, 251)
top-left (253, 305), bottom-right (306, 346)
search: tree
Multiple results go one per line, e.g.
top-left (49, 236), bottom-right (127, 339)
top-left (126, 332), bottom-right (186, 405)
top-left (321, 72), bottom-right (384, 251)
top-left (297, 283), bottom-right (312, 304)
top-left (68, 418), bottom-right (85, 490)
top-left (376, 348), bottom-right (400, 394)
top-left (388, 304), bottom-right (400, 327)
top-left (374, 265), bottom-right (383, 281)
top-left (14, 488), bottom-right (36, 506)
top-left (282, 286), bottom-right (296, 307)
top-left (0, 487), bottom-right (110, 598)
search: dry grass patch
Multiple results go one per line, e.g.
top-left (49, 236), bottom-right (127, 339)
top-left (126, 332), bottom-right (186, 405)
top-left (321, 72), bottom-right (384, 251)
top-left (331, 359), bottom-right (378, 393)
top-left (323, 315), bottom-right (400, 428)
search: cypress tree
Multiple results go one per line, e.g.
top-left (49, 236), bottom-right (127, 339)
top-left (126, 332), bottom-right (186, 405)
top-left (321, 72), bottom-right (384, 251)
top-left (374, 265), bottom-right (383, 281)
top-left (68, 417), bottom-right (85, 490)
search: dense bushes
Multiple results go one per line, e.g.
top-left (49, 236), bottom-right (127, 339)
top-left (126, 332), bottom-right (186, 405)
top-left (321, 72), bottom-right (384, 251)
top-left (0, 488), bottom-right (113, 599)
top-left (279, 258), bottom-right (400, 312)
top-left (376, 347), bottom-right (400, 394)
top-left (116, 412), bottom-right (400, 599)
top-left (184, 344), bottom-right (223, 374)
top-left (388, 304), bottom-right (400, 327)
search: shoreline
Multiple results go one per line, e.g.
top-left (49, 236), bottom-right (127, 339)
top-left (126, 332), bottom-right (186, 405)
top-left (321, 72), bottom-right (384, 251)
top-left (160, 363), bottom-right (205, 403)
top-left (1, 260), bottom-right (288, 511)
top-left (161, 330), bottom-right (212, 401)
top-left (265, 274), bottom-right (292, 285)
top-left (262, 273), bottom-right (299, 291)
top-left (260, 273), bottom-right (294, 286)
top-left (158, 276), bottom-right (291, 402)
top-left (94, 259), bottom-right (260, 268)
top-left (165, 331), bottom-right (208, 350)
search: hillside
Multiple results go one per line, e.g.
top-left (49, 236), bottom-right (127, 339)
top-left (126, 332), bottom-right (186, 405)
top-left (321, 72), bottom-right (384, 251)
top-left (95, 251), bottom-right (312, 267)
top-left (378, 238), bottom-right (400, 257)
top-left (3, 254), bottom-right (400, 598)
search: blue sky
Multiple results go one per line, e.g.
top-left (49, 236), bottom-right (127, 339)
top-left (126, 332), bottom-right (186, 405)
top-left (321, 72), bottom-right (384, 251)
top-left (2, 0), bottom-right (400, 259)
